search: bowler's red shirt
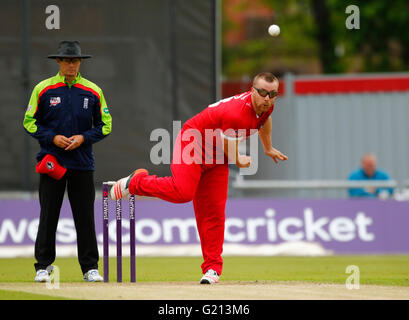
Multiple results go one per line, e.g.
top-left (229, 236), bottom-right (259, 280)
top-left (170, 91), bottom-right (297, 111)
top-left (185, 91), bottom-right (273, 138)
top-left (183, 91), bottom-right (274, 161)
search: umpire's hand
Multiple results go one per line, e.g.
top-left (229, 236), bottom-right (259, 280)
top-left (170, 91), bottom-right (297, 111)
top-left (53, 134), bottom-right (84, 151)
top-left (65, 135), bottom-right (85, 151)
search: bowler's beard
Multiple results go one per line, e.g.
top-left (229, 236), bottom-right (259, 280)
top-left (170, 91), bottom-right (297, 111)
top-left (256, 101), bottom-right (272, 114)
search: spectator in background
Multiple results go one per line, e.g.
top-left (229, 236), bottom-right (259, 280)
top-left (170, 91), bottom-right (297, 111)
top-left (348, 153), bottom-right (394, 198)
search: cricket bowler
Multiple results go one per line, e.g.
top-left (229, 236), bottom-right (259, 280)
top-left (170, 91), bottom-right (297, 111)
top-left (110, 72), bottom-right (288, 284)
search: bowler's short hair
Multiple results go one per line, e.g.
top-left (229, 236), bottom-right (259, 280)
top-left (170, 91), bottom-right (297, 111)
top-left (253, 72), bottom-right (278, 86)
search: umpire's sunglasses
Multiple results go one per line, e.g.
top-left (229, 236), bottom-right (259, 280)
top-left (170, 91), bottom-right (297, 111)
top-left (253, 86), bottom-right (278, 99)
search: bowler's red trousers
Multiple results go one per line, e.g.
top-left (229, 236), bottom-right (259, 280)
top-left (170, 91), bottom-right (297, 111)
top-left (129, 129), bottom-right (229, 275)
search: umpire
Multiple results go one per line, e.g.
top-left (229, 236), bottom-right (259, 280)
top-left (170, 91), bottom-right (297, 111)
top-left (23, 41), bottom-right (112, 282)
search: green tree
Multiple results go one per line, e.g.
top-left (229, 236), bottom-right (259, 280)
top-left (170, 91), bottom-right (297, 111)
top-left (222, 0), bottom-right (409, 78)
top-left (310, 0), bottom-right (342, 73)
top-left (328, 0), bottom-right (409, 72)
top-left (222, 0), bottom-right (320, 78)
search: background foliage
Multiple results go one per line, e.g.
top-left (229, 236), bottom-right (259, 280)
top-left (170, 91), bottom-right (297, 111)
top-left (222, 0), bottom-right (409, 78)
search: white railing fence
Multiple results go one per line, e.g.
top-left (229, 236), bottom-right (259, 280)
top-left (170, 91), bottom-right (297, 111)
top-left (231, 174), bottom-right (409, 200)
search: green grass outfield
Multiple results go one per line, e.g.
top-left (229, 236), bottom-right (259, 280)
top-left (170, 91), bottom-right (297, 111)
top-left (0, 289), bottom-right (70, 300)
top-left (1, 255), bottom-right (408, 286)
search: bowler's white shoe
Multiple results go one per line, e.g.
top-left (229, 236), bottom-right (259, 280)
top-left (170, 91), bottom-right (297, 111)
top-left (35, 269), bottom-right (50, 283)
top-left (110, 169), bottom-right (148, 200)
top-left (200, 269), bottom-right (219, 284)
top-left (83, 269), bottom-right (104, 282)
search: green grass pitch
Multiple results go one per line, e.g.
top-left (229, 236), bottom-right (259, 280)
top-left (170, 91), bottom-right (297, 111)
top-left (0, 255), bottom-right (408, 287)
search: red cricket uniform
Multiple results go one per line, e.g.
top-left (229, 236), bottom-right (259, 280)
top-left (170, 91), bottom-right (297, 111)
top-left (129, 91), bottom-right (274, 275)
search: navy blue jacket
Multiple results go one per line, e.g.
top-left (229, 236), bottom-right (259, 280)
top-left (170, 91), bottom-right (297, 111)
top-left (23, 72), bottom-right (112, 170)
